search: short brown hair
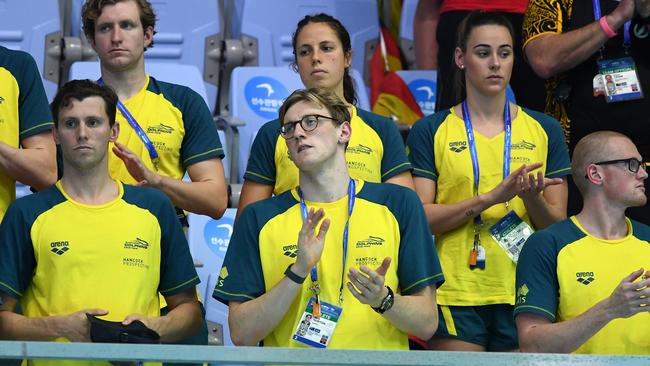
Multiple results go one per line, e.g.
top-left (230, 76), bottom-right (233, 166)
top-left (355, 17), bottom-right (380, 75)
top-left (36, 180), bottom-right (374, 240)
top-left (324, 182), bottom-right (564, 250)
top-left (82, 0), bottom-right (157, 48)
top-left (278, 88), bottom-right (350, 127)
top-left (51, 79), bottom-right (118, 128)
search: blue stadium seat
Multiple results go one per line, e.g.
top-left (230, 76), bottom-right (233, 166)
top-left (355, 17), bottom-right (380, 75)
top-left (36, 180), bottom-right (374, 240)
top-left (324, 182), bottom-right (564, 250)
top-left (188, 208), bottom-right (237, 346)
top-left (230, 66), bottom-right (304, 182)
top-left (231, 0), bottom-right (378, 84)
top-left (69, 61), bottom-right (229, 178)
top-left (231, 66), bottom-right (369, 182)
top-left (395, 70), bottom-right (437, 116)
top-left (68, 0), bottom-right (222, 113)
top-left (0, 0), bottom-right (61, 101)
top-left (399, 0), bottom-right (418, 69)
top-left (351, 68), bottom-right (370, 111)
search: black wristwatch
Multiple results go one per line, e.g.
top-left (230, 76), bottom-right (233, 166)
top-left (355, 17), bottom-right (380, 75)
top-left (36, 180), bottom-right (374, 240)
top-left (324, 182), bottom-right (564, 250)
top-left (284, 264), bottom-right (306, 284)
top-left (372, 286), bottom-right (394, 314)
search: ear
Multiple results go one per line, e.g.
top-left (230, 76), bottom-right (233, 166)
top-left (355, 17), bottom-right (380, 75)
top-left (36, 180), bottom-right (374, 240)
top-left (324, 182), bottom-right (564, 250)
top-left (344, 49), bottom-right (352, 68)
top-left (109, 121), bottom-right (120, 142)
top-left (338, 121), bottom-right (351, 145)
top-left (585, 164), bottom-right (604, 185)
top-left (454, 47), bottom-right (465, 70)
top-left (143, 26), bottom-right (154, 48)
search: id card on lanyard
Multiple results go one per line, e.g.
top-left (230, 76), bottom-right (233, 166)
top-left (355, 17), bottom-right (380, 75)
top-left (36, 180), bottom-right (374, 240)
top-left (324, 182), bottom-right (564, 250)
top-left (294, 179), bottom-right (355, 348)
top-left (97, 78), bottom-right (160, 170)
top-left (462, 100), bottom-right (531, 269)
top-left (592, 0), bottom-right (644, 102)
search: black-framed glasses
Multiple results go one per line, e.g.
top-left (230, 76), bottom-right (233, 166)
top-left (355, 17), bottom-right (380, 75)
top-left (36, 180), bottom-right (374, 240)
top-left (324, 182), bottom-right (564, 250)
top-left (280, 114), bottom-right (338, 138)
top-left (594, 158), bottom-right (648, 173)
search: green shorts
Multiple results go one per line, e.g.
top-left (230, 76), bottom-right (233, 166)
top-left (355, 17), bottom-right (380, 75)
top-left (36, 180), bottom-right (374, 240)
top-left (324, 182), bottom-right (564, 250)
top-left (436, 304), bottom-right (518, 351)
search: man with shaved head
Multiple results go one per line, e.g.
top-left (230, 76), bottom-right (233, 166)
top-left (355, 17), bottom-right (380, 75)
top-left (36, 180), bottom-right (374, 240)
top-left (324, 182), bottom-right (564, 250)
top-left (513, 131), bottom-right (650, 354)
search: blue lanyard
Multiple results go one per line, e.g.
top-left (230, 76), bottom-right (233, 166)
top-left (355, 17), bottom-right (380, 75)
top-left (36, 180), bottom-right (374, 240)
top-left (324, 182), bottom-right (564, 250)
top-left (97, 78), bottom-right (160, 167)
top-left (593, 0), bottom-right (631, 45)
top-left (297, 179), bottom-right (355, 304)
top-left (461, 100), bottom-right (512, 224)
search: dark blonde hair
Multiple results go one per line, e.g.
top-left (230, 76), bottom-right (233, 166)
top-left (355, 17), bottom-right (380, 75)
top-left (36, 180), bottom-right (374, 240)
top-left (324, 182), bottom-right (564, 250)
top-left (278, 88), bottom-right (350, 126)
top-left (82, 0), bottom-right (157, 48)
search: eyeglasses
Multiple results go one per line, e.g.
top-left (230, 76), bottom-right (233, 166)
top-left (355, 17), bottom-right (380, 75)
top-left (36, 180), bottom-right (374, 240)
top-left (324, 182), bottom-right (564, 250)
top-left (280, 114), bottom-right (338, 138)
top-left (593, 158), bottom-right (648, 173)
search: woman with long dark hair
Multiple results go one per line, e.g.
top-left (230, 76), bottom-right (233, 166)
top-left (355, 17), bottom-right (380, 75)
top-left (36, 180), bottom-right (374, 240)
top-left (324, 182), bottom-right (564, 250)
top-left (237, 13), bottom-right (413, 218)
top-left (407, 11), bottom-right (570, 351)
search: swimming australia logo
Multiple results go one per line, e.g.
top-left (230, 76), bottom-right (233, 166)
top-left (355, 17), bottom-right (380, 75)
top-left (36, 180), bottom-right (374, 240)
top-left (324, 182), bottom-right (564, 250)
top-left (346, 144), bottom-right (372, 155)
top-left (576, 271), bottom-right (595, 285)
top-left (282, 244), bottom-right (298, 258)
top-left (355, 236), bottom-right (385, 249)
top-left (146, 123), bottom-right (174, 134)
top-left (511, 140), bottom-right (536, 150)
top-left (50, 241), bottom-right (70, 255)
top-left (448, 141), bottom-right (467, 153)
top-left (124, 238), bottom-right (149, 250)
top-left (516, 283), bottom-right (529, 304)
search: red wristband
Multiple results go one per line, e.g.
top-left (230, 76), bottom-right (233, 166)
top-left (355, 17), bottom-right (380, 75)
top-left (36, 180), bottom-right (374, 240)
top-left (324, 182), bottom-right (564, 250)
top-left (599, 16), bottom-right (618, 38)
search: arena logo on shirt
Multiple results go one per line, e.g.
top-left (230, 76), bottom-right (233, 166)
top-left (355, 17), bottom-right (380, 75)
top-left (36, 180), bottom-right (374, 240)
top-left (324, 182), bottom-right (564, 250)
top-left (511, 140), bottom-right (536, 150)
top-left (346, 144), bottom-right (373, 155)
top-left (576, 272), bottom-right (595, 285)
top-left (355, 236), bottom-right (384, 249)
top-left (448, 141), bottom-right (467, 153)
top-left (50, 241), bottom-right (70, 255)
top-left (204, 216), bottom-right (234, 260)
top-left (282, 244), bottom-right (298, 258)
top-left (244, 76), bottom-right (290, 119)
top-left (147, 123), bottom-right (174, 135)
top-left (407, 79), bottom-right (437, 115)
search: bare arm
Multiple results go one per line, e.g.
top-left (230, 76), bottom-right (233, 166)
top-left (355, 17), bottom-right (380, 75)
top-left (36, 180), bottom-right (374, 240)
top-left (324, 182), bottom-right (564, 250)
top-left (123, 288), bottom-right (202, 343)
top-left (0, 132), bottom-right (57, 191)
top-left (347, 258), bottom-right (438, 340)
top-left (0, 292), bottom-right (107, 341)
top-left (413, 0), bottom-right (440, 69)
top-left (112, 142), bottom-right (227, 219)
top-left (518, 269), bottom-right (650, 353)
top-left (384, 170), bottom-right (415, 190)
top-left (525, 0), bottom-right (636, 78)
top-left (228, 208), bottom-right (330, 345)
top-left (413, 164), bottom-right (540, 235)
top-left (236, 179), bottom-right (274, 221)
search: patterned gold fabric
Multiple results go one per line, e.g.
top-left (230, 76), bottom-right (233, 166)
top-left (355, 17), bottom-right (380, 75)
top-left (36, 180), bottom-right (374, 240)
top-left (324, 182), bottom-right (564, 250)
top-left (523, 0), bottom-right (574, 143)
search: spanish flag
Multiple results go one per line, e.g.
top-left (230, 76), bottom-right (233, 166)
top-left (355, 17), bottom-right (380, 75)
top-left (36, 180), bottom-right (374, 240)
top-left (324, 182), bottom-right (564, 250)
top-left (372, 71), bottom-right (423, 126)
top-left (370, 24), bottom-right (403, 106)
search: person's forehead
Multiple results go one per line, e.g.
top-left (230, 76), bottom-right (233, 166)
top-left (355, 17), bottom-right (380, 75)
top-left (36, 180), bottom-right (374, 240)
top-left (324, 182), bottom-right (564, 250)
top-left (59, 96), bottom-right (107, 118)
top-left (283, 101), bottom-right (328, 122)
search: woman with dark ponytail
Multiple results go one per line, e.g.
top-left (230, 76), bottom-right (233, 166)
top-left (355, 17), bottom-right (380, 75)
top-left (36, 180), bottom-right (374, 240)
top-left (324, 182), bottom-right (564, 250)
top-left (238, 13), bottom-right (413, 218)
top-left (407, 11), bottom-right (571, 351)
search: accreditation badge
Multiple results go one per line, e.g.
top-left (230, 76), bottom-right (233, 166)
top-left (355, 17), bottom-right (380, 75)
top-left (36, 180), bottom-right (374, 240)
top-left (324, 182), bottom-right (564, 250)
top-left (489, 211), bottom-right (533, 263)
top-left (598, 57), bottom-right (644, 103)
top-left (292, 297), bottom-right (342, 348)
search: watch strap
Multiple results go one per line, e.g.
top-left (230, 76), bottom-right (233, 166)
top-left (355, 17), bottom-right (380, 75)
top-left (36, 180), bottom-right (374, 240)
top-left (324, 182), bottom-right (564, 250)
top-left (372, 286), bottom-right (394, 314)
top-left (284, 264), bottom-right (306, 284)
